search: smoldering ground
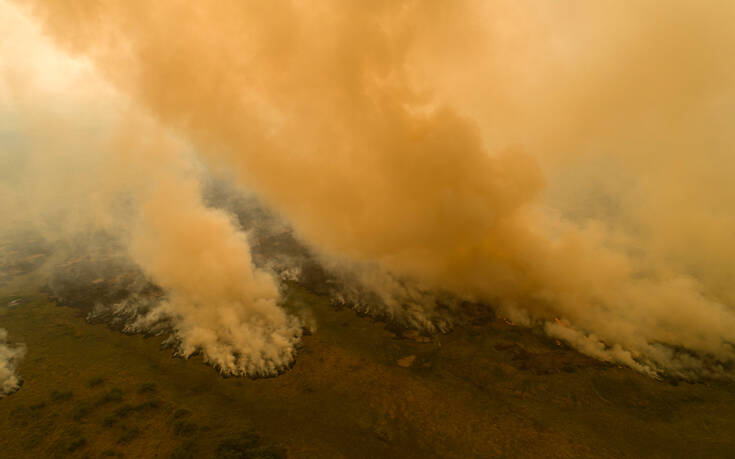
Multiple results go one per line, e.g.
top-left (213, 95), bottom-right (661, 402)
top-left (2, 1), bottom-right (735, 378)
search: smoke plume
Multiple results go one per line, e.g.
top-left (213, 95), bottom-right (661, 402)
top-left (0, 2), bottom-right (302, 376)
top-left (124, 168), bottom-right (303, 376)
top-left (0, 329), bottom-right (25, 397)
top-left (3, 1), bottom-right (735, 377)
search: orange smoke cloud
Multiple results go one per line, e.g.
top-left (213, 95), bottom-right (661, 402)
top-left (5, 0), bottom-right (735, 377)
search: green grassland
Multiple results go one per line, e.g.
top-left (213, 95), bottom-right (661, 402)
top-left (2, 244), bottom-right (735, 457)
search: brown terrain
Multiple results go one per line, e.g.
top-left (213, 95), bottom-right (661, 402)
top-left (1, 231), bottom-right (735, 458)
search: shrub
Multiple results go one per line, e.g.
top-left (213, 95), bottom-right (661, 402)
top-left (50, 389), bottom-right (74, 402)
top-left (98, 388), bottom-right (124, 405)
top-left (103, 415), bottom-right (119, 427)
top-left (133, 399), bottom-right (162, 412)
top-left (29, 401), bottom-right (46, 411)
top-left (88, 376), bottom-right (106, 388)
top-left (139, 382), bottom-right (158, 394)
top-left (72, 402), bottom-right (93, 421)
top-left (171, 440), bottom-right (197, 459)
top-left (215, 430), bottom-right (261, 458)
top-left (117, 426), bottom-right (141, 444)
top-left (246, 446), bottom-right (286, 459)
top-left (173, 421), bottom-right (198, 437)
top-left (114, 404), bottom-right (134, 418)
top-left (67, 436), bottom-right (87, 452)
top-left (173, 408), bottom-right (192, 419)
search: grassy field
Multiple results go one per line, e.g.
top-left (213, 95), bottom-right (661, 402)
top-left (2, 244), bottom-right (735, 457)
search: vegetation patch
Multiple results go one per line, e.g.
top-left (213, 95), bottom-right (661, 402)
top-left (133, 399), bottom-right (162, 412)
top-left (67, 435), bottom-right (87, 452)
top-left (215, 430), bottom-right (285, 459)
top-left (103, 414), bottom-right (119, 428)
top-left (173, 408), bottom-right (192, 419)
top-left (72, 401), bottom-right (93, 421)
top-left (114, 403), bottom-right (135, 418)
top-left (173, 420), bottom-right (198, 437)
top-left (50, 389), bottom-right (74, 402)
top-left (29, 401), bottom-right (47, 411)
top-left (88, 376), bottom-right (106, 388)
top-left (50, 428), bottom-right (87, 456)
top-left (97, 388), bottom-right (124, 405)
top-left (139, 382), bottom-right (157, 393)
top-left (171, 440), bottom-right (197, 459)
top-left (117, 426), bottom-right (141, 444)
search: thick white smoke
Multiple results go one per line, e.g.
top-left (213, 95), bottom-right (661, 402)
top-left (0, 328), bottom-right (25, 397)
top-left (124, 169), bottom-right (303, 376)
